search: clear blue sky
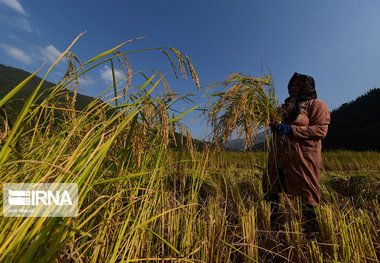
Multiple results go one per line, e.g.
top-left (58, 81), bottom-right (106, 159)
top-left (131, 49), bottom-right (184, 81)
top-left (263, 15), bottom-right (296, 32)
top-left (1, 0), bottom-right (380, 139)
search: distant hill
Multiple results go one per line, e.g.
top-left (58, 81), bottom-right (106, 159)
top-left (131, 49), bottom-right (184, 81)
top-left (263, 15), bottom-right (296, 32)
top-left (0, 64), bottom-right (96, 123)
top-left (223, 133), bottom-right (266, 151)
top-left (0, 64), bottom-right (209, 150)
top-left (323, 88), bottom-right (380, 151)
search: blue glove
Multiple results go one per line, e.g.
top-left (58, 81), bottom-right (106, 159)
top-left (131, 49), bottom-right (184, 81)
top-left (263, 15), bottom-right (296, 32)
top-left (275, 123), bottom-right (293, 135)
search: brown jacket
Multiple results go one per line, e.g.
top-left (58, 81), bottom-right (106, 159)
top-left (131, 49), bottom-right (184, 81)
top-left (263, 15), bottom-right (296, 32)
top-left (262, 99), bottom-right (331, 205)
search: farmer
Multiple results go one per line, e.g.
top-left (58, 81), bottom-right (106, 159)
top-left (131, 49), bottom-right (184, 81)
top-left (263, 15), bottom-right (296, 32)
top-left (262, 72), bottom-right (330, 238)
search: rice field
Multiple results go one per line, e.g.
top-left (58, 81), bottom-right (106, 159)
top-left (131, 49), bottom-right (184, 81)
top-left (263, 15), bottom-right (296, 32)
top-left (0, 38), bottom-right (379, 262)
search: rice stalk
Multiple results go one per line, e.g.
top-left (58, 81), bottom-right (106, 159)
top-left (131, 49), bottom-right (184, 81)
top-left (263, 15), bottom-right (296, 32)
top-left (0, 34), bottom-right (200, 263)
top-left (205, 72), bottom-right (280, 150)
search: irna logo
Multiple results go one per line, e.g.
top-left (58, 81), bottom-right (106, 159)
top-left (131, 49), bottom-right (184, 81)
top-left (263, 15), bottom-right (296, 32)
top-left (8, 189), bottom-right (73, 206)
top-left (3, 183), bottom-right (78, 217)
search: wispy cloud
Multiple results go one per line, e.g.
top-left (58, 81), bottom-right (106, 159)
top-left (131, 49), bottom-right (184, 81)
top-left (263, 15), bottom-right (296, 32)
top-left (100, 65), bottom-right (123, 83)
top-left (0, 43), bottom-right (32, 64)
top-left (14, 18), bottom-right (32, 32)
top-left (0, 0), bottom-right (26, 15)
top-left (0, 0), bottom-right (33, 33)
top-left (78, 76), bottom-right (93, 87)
top-left (40, 44), bottom-right (62, 64)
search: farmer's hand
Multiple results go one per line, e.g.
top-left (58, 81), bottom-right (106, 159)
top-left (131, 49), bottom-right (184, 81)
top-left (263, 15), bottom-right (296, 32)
top-left (275, 123), bottom-right (293, 135)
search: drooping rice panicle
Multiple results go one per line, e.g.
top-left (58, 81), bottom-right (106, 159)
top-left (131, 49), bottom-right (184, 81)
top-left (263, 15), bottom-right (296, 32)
top-left (206, 72), bottom-right (281, 150)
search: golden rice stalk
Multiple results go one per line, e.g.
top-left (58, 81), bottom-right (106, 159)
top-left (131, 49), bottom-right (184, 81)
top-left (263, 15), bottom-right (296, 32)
top-left (206, 72), bottom-right (280, 150)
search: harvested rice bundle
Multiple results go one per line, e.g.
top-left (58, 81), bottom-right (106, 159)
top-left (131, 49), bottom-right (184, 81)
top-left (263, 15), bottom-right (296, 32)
top-left (207, 72), bottom-right (281, 150)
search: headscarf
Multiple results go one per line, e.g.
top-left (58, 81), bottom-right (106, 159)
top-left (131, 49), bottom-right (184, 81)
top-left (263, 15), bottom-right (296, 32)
top-left (280, 72), bottom-right (317, 124)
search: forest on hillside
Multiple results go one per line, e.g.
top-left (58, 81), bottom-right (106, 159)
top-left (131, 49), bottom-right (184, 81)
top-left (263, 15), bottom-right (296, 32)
top-left (323, 88), bottom-right (380, 151)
